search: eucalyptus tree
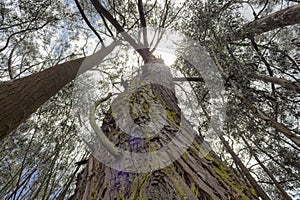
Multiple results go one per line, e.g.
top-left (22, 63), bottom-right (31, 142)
top-left (0, 0), bottom-right (300, 199)
top-left (0, 0), bottom-right (97, 199)
top-left (178, 0), bottom-right (300, 199)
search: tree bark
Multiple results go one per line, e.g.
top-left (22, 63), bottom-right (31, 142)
top-left (229, 4), bottom-right (300, 41)
top-left (69, 62), bottom-right (258, 200)
top-left (0, 41), bottom-right (118, 140)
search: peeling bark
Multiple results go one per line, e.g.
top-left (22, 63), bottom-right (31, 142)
top-left (69, 62), bottom-right (258, 200)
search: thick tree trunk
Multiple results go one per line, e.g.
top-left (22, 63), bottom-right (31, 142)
top-left (0, 41), bottom-right (118, 140)
top-left (69, 62), bottom-right (258, 200)
top-left (0, 58), bottom-right (82, 139)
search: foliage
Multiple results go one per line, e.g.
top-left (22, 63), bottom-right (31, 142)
top-left (177, 0), bottom-right (300, 199)
top-left (0, 0), bottom-right (299, 199)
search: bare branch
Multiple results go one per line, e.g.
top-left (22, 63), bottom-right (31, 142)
top-left (74, 0), bottom-right (105, 46)
top-left (7, 37), bottom-right (25, 79)
top-left (250, 38), bottom-right (276, 95)
top-left (89, 93), bottom-right (121, 158)
top-left (99, 12), bottom-right (115, 38)
top-left (137, 0), bottom-right (147, 28)
top-left (173, 77), bottom-right (204, 82)
top-left (0, 21), bottom-right (50, 52)
top-left (91, 0), bottom-right (156, 62)
top-left (253, 73), bottom-right (300, 94)
top-left (256, 0), bottom-right (269, 18)
top-left (159, 0), bottom-right (170, 28)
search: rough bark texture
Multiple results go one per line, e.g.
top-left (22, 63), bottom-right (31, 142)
top-left (70, 62), bottom-right (258, 200)
top-left (0, 58), bottom-right (83, 139)
top-left (0, 42), bottom-right (118, 140)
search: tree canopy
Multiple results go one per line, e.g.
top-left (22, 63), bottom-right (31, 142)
top-left (0, 0), bottom-right (299, 199)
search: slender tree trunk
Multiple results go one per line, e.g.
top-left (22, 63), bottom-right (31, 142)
top-left (253, 73), bottom-right (300, 94)
top-left (212, 48), bottom-right (300, 148)
top-left (229, 4), bottom-right (300, 41)
top-left (240, 134), bottom-right (292, 200)
top-left (235, 91), bottom-right (300, 147)
top-left (218, 134), bottom-right (270, 200)
top-left (249, 136), bottom-right (300, 182)
top-left (0, 41), bottom-right (118, 140)
top-left (69, 62), bottom-right (258, 200)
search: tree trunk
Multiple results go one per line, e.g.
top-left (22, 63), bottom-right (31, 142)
top-left (229, 4), bottom-right (300, 41)
top-left (2, 4), bottom-right (300, 140)
top-left (253, 73), bottom-right (300, 94)
top-left (69, 62), bottom-right (258, 200)
top-left (240, 134), bottom-right (292, 200)
top-left (218, 134), bottom-right (270, 200)
top-left (0, 41), bottom-right (118, 140)
top-left (234, 90), bottom-right (300, 148)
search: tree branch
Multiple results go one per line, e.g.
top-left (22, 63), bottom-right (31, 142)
top-left (91, 0), bottom-right (156, 62)
top-left (137, 0), bottom-right (147, 28)
top-left (89, 92), bottom-right (121, 158)
top-left (173, 77), bottom-right (204, 82)
top-left (253, 73), bottom-right (300, 94)
top-left (74, 0), bottom-right (105, 46)
top-left (211, 49), bottom-right (300, 148)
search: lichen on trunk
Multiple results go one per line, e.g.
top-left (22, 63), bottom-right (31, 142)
top-left (70, 62), bottom-right (258, 200)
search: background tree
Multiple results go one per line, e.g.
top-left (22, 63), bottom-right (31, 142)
top-left (178, 0), bottom-right (300, 199)
top-left (0, 0), bottom-right (299, 199)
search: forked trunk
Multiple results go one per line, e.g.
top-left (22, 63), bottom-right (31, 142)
top-left (70, 62), bottom-right (258, 200)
